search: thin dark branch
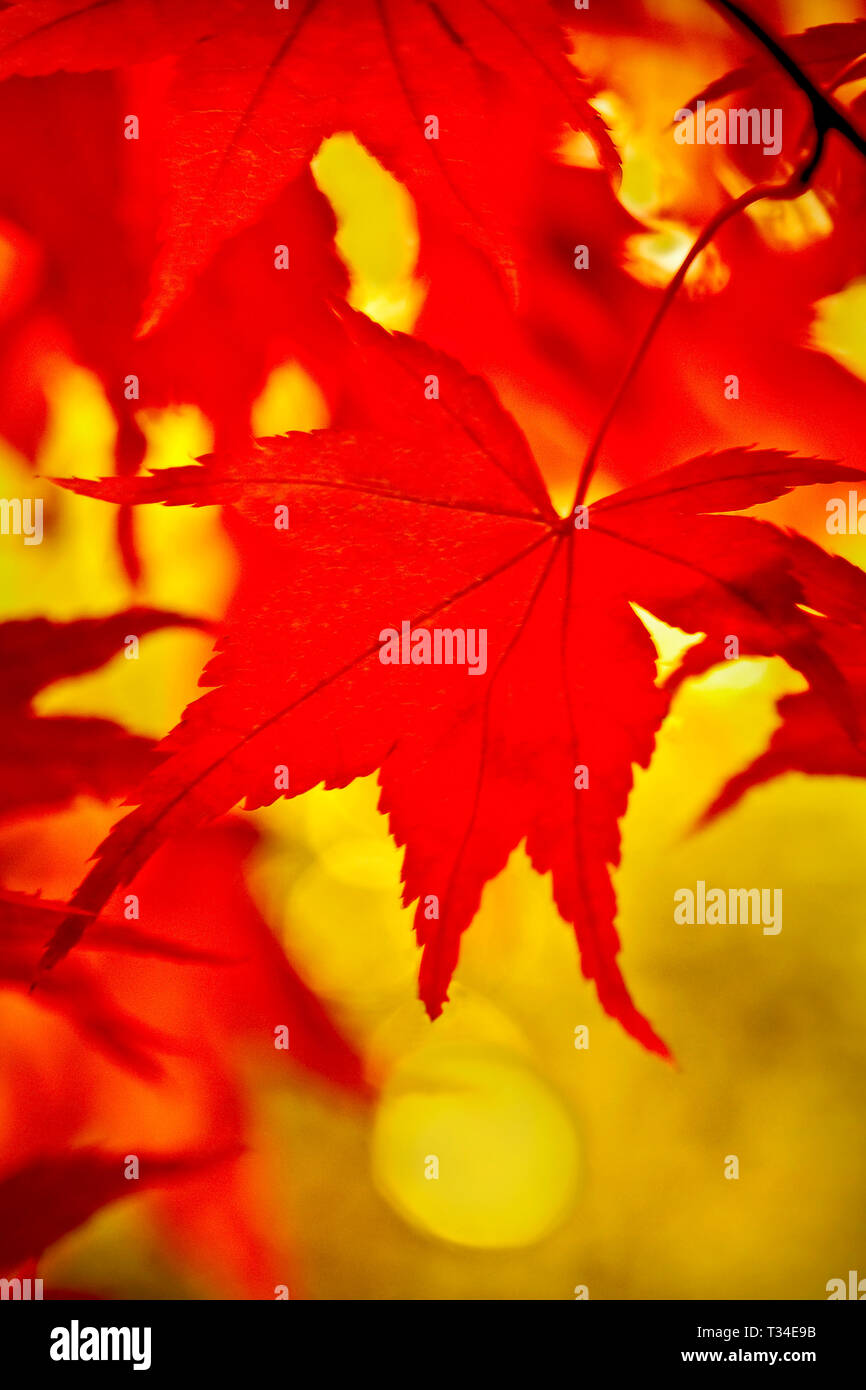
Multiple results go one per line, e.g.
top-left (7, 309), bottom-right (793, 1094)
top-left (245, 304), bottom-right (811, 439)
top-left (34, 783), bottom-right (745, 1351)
top-left (573, 1), bottom-right (866, 508)
top-left (710, 0), bottom-right (866, 159)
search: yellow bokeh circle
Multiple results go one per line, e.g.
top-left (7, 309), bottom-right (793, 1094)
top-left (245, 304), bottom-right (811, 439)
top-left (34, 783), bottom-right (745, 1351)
top-left (371, 1043), bottom-right (580, 1249)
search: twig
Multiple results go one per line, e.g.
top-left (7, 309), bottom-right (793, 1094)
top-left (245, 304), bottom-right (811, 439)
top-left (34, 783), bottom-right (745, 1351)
top-left (711, 0), bottom-right (866, 160)
top-left (573, 1), bottom-right (866, 508)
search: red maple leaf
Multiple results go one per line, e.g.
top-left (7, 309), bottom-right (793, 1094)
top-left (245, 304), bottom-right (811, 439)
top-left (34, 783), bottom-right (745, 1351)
top-left (0, 0), bottom-right (616, 327)
top-left (685, 542), bottom-right (866, 822)
top-left (40, 318), bottom-right (866, 1058)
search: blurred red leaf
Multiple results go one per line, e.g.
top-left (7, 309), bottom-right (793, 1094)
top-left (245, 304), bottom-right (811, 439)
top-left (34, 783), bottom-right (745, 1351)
top-left (0, 70), bottom-right (348, 481)
top-left (0, 819), bottom-right (368, 1090)
top-left (0, 0), bottom-right (616, 327)
top-left (0, 610), bottom-right (207, 819)
top-left (0, 1145), bottom-right (238, 1273)
top-left (0, 820), bottom-right (368, 1292)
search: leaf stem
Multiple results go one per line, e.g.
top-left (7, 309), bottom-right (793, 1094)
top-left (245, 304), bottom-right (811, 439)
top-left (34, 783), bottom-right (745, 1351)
top-left (573, 157), bottom-right (812, 507)
top-left (573, 0), bottom-right (866, 509)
